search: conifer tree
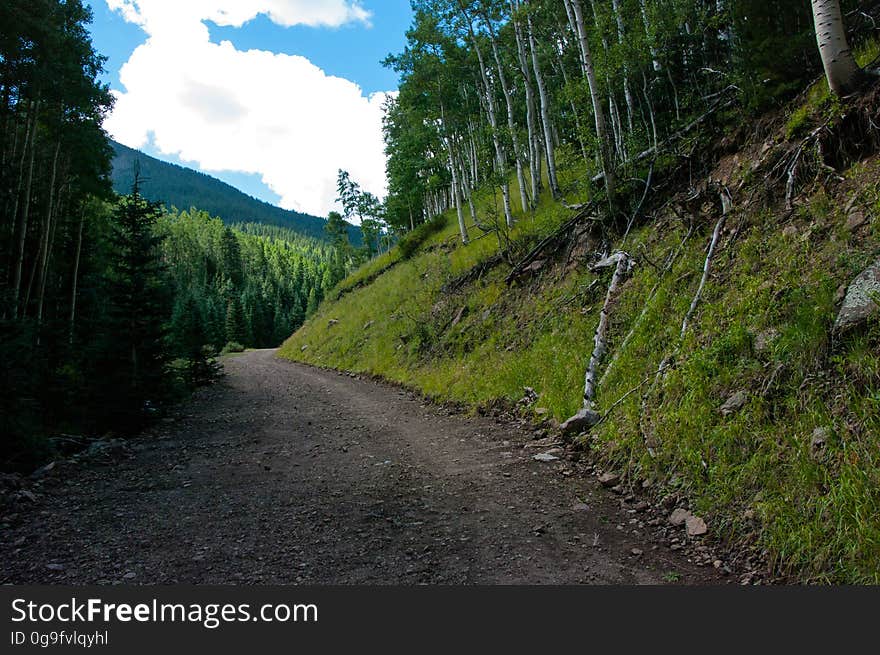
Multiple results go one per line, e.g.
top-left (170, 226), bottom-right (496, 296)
top-left (97, 183), bottom-right (170, 430)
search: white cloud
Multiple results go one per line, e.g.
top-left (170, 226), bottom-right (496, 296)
top-left (103, 0), bottom-right (389, 218)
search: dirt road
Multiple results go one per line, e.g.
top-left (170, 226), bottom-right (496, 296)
top-left (1, 350), bottom-right (720, 584)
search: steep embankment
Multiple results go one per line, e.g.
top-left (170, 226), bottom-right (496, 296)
top-left (280, 85), bottom-right (880, 583)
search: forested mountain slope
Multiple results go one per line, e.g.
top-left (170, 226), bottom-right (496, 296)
top-left (110, 140), bottom-right (361, 245)
top-left (281, 2), bottom-right (880, 583)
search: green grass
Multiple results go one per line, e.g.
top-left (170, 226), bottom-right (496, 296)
top-left (280, 111), bottom-right (880, 582)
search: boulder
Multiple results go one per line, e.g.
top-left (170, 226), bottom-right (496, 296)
top-left (846, 210), bottom-right (868, 232)
top-left (598, 472), bottom-right (621, 488)
top-left (810, 426), bottom-right (830, 458)
top-left (834, 258), bottom-right (880, 333)
top-left (720, 391), bottom-right (748, 416)
top-left (560, 408), bottom-right (601, 435)
top-left (685, 514), bottom-right (708, 537)
top-left (753, 328), bottom-right (778, 354)
top-left (668, 508), bottom-right (691, 527)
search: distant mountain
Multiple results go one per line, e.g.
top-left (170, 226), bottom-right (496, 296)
top-left (109, 140), bottom-right (360, 244)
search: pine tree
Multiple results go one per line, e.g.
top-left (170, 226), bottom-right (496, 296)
top-left (220, 226), bottom-right (243, 288)
top-left (97, 183), bottom-right (170, 430)
top-left (225, 296), bottom-right (246, 345)
top-left (306, 286), bottom-right (320, 317)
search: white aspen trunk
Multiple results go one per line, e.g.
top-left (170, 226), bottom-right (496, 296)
top-left (611, 0), bottom-right (635, 134)
top-left (810, 0), bottom-right (864, 96)
top-left (526, 8), bottom-right (560, 197)
top-left (511, 0), bottom-right (541, 207)
top-left (667, 66), bottom-right (681, 121)
top-left (561, 0), bottom-right (579, 47)
top-left (8, 103), bottom-right (33, 275)
top-left (570, 0), bottom-right (616, 203)
top-left (681, 189), bottom-right (731, 338)
top-left (561, 251), bottom-right (632, 433)
top-left (583, 252), bottom-right (632, 408)
top-left (35, 140), bottom-right (62, 329)
top-left (561, 1), bottom-right (589, 80)
top-left (439, 99), bottom-right (468, 244)
top-left (458, 153), bottom-right (478, 225)
top-left (642, 71), bottom-right (659, 150)
top-left (448, 142), bottom-right (469, 245)
top-left (554, 43), bottom-right (591, 162)
top-left (483, 15), bottom-right (530, 214)
top-left (638, 0), bottom-right (662, 71)
top-left (69, 206), bottom-right (85, 344)
top-left (465, 12), bottom-right (515, 227)
top-left (609, 96), bottom-right (624, 162)
top-left (12, 99), bottom-right (39, 317)
top-left (456, 146), bottom-right (490, 231)
top-left (467, 119), bottom-right (480, 187)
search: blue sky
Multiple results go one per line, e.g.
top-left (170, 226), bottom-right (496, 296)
top-left (85, 1), bottom-right (413, 215)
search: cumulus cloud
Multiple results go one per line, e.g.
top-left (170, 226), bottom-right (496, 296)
top-left (103, 0), bottom-right (389, 217)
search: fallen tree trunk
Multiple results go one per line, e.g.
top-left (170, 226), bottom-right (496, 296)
top-left (680, 186), bottom-right (731, 337)
top-left (441, 253), bottom-right (506, 294)
top-left (505, 200), bottom-right (600, 284)
top-left (590, 92), bottom-right (738, 184)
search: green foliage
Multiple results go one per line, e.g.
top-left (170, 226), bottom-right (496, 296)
top-left (784, 80), bottom-right (846, 140)
top-left (0, 0), bottom-right (116, 465)
top-left (225, 297), bottom-right (246, 345)
top-left (380, 0), bottom-right (842, 235)
top-left (91, 186), bottom-right (172, 431)
top-left (336, 169), bottom-right (390, 259)
top-left (156, 208), bottom-right (339, 352)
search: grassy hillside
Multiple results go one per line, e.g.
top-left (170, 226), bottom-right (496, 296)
top-left (280, 84), bottom-right (880, 583)
top-left (110, 140), bottom-right (362, 245)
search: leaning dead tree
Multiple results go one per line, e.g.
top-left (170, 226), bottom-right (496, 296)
top-left (561, 250), bottom-right (633, 434)
top-left (680, 186), bottom-right (731, 337)
top-left (637, 184), bottom-right (733, 442)
top-left (599, 222), bottom-right (695, 387)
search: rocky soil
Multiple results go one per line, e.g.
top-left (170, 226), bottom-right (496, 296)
top-left (1, 350), bottom-right (729, 585)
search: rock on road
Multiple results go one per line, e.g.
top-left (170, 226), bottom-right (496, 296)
top-left (1, 350), bottom-right (719, 584)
